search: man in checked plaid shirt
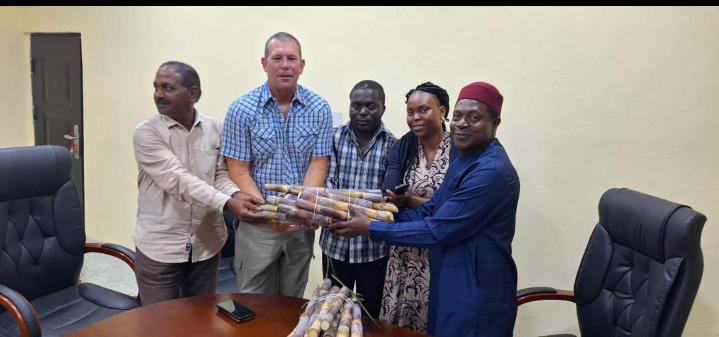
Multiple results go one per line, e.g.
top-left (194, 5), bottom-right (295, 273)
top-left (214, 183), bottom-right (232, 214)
top-left (322, 80), bottom-right (396, 317)
top-left (221, 32), bottom-right (333, 297)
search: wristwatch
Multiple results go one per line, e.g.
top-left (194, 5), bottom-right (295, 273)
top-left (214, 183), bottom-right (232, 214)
top-left (231, 191), bottom-right (241, 198)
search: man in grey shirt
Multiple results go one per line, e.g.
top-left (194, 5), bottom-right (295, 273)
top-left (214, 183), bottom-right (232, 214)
top-left (133, 61), bottom-right (263, 305)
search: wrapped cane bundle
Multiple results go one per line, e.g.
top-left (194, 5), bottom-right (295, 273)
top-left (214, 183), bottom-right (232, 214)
top-left (265, 184), bottom-right (384, 202)
top-left (266, 184), bottom-right (381, 194)
top-left (288, 279), bottom-right (332, 337)
top-left (306, 191), bottom-right (398, 213)
top-left (264, 185), bottom-right (396, 225)
top-left (297, 193), bottom-right (394, 222)
top-left (265, 196), bottom-right (336, 226)
top-left (266, 184), bottom-right (394, 211)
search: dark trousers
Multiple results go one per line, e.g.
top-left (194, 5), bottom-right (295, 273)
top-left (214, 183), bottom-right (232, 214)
top-left (135, 248), bottom-right (221, 306)
top-left (322, 252), bottom-right (388, 318)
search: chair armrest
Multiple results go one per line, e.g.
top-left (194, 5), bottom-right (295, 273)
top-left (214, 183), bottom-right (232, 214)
top-left (85, 243), bottom-right (136, 271)
top-left (517, 287), bottom-right (576, 306)
top-left (0, 284), bottom-right (42, 337)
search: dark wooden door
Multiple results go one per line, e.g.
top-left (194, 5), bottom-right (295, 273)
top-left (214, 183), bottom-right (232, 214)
top-left (31, 33), bottom-right (84, 210)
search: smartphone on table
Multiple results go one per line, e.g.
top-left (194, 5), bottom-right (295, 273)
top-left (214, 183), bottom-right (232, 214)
top-left (217, 299), bottom-right (256, 323)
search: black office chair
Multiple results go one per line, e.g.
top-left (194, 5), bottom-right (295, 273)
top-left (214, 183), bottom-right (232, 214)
top-left (0, 146), bottom-right (140, 337)
top-left (517, 188), bottom-right (706, 337)
top-left (216, 213), bottom-right (239, 294)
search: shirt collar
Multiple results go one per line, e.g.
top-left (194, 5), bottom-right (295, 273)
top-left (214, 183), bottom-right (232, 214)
top-left (260, 82), bottom-right (306, 111)
top-left (159, 109), bottom-right (202, 129)
top-left (346, 121), bottom-right (391, 143)
top-left (193, 110), bottom-right (202, 127)
top-left (460, 138), bottom-right (500, 162)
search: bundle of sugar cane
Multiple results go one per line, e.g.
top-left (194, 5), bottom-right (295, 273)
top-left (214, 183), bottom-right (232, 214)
top-left (263, 185), bottom-right (395, 224)
top-left (297, 193), bottom-right (394, 222)
top-left (272, 186), bottom-right (397, 213)
top-left (266, 184), bottom-right (381, 195)
top-left (265, 185), bottom-right (385, 203)
top-left (307, 285), bottom-right (340, 337)
top-left (288, 279), bottom-right (333, 337)
top-left (264, 197), bottom-right (334, 226)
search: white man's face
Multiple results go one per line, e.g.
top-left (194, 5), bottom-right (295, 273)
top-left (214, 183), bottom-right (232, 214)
top-left (262, 39), bottom-right (305, 93)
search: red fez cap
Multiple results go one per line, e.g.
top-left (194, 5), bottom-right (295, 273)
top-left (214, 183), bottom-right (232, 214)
top-left (457, 82), bottom-right (503, 114)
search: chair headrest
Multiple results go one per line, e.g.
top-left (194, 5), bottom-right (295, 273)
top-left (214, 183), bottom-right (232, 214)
top-left (599, 188), bottom-right (705, 262)
top-left (0, 145), bottom-right (72, 203)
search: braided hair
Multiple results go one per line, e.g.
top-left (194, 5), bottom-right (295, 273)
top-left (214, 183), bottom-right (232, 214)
top-left (397, 82), bottom-right (450, 181)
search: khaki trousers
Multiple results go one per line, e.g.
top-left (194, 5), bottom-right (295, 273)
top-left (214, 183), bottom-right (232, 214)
top-left (234, 222), bottom-right (314, 297)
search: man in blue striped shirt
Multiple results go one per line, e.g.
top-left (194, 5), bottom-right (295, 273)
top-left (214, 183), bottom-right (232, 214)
top-left (322, 80), bottom-right (396, 317)
top-left (221, 32), bottom-right (333, 297)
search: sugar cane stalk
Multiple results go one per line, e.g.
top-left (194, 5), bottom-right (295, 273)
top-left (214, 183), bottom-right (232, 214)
top-left (323, 311), bottom-right (342, 337)
top-left (336, 302), bottom-right (354, 337)
top-left (325, 192), bottom-right (373, 208)
top-left (296, 198), bottom-right (349, 221)
top-left (266, 195), bottom-right (298, 207)
top-left (350, 303), bottom-right (363, 337)
top-left (257, 210), bottom-right (287, 221)
top-left (348, 204), bottom-right (394, 222)
top-left (298, 192), bottom-right (350, 212)
top-left (371, 202), bottom-right (399, 213)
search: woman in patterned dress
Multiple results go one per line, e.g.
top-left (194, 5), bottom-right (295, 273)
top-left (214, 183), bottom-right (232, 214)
top-left (380, 82), bottom-right (455, 333)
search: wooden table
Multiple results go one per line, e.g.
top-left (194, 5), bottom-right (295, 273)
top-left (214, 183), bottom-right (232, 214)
top-left (67, 293), bottom-right (428, 337)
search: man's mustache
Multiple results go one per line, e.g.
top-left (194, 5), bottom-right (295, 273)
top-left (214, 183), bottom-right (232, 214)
top-left (156, 100), bottom-right (171, 106)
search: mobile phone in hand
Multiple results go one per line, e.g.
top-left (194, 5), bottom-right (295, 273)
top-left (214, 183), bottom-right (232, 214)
top-left (217, 299), bottom-right (256, 323)
top-left (392, 183), bottom-right (410, 195)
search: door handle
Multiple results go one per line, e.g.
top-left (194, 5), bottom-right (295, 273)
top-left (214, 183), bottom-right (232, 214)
top-left (64, 125), bottom-right (80, 159)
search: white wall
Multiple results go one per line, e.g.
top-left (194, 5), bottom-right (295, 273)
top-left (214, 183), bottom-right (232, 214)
top-left (3, 6), bottom-right (718, 336)
top-left (0, 6), bottom-right (32, 147)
